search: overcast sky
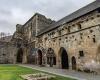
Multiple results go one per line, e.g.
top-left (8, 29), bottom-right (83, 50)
top-left (0, 0), bottom-right (95, 34)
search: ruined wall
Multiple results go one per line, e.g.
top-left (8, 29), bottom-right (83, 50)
top-left (0, 42), bottom-right (16, 64)
top-left (36, 14), bottom-right (55, 34)
top-left (19, 13), bottom-right (55, 64)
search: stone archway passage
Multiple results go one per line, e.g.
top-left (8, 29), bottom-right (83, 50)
top-left (60, 47), bottom-right (69, 69)
top-left (72, 56), bottom-right (77, 70)
top-left (17, 48), bottom-right (23, 63)
top-left (38, 50), bottom-right (42, 65)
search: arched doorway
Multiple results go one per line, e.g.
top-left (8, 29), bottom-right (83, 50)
top-left (38, 50), bottom-right (42, 65)
top-left (60, 47), bottom-right (69, 69)
top-left (17, 48), bottom-right (23, 63)
top-left (72, 56), bottom-right (76, 70)
top-left (47, 48), bottom-right (56, 67)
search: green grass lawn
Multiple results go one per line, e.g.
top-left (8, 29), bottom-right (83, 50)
top-left (0, 65), bottom-right (76, 80)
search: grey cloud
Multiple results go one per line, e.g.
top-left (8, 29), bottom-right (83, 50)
top-left (0, 20), bottom-right (15, 33)
top-left (0, 0), bottom-right (95, 34)
top-left (0, 9), bottom-right (11, 16)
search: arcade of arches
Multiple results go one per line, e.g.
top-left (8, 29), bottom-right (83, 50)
top-left (16, 47), bottom-right (77, 70)
top-left (36, 47), bottom-right (77, 70)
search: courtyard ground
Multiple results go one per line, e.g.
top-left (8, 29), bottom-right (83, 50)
top-left (0, 64), bottom-right (76, 80)
top-left (20, 64), bottom-right (100, 80)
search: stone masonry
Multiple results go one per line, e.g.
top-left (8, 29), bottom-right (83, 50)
top-left (0, 0), bottom-right (100, 74)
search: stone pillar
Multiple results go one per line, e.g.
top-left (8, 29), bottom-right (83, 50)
top-left (55, 49), bottom-right (61, 69)
top-left (22, 48), bottom-right (27, 64)
top-left (14, 48), bottom-right (18, 64)
top-left (44, 54), bottom-right (47, 66)
top-left (57, 56), bottom-right (61, 69)
top-left (13, 54), bottom-right (17, 64)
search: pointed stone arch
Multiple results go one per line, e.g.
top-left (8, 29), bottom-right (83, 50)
top-left (16, 48), bottom-right (23, 63)
top-left (38, 49), bottom-right (42, 65)
top-left (71, 56), bottom-right (77, 70)
top-left (59, 47), bottom-right (69, 69)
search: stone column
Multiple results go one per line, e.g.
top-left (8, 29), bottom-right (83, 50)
top-left (22, 48), bottom-right (27, 64)
top-left (57, 56), bottom-right (61, 69)
top-left (14, 48), bottom-right (18, 64)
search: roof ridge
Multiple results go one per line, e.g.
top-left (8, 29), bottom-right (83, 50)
top-left (37, 1), bottom-right (100, 36)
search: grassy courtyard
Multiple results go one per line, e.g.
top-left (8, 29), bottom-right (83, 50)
top-left (0, 65), bottom-right (76, 80)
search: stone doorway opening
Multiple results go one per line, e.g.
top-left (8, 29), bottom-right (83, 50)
top-left (72, 56), bottom-right (77, 70)
top-left (59, 47), bottom-right (69, 69)
top-left (38, 50), bottom-right (42, 65)
top-left (17, 48), bottom-right (23, 63)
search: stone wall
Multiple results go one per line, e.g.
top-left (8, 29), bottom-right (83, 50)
top-left (9, 1), bottom-right (100, 73)
top-left (36, 9), bottom-right (100, 71)
top-left (0, 42), bottom-right (16, 64)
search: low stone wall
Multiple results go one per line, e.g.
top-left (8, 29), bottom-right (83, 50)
top-left (21, 73), bottom-right (55, 80)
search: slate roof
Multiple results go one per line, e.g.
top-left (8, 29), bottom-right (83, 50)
top-left (37, 0), bottom-right (100, 36)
